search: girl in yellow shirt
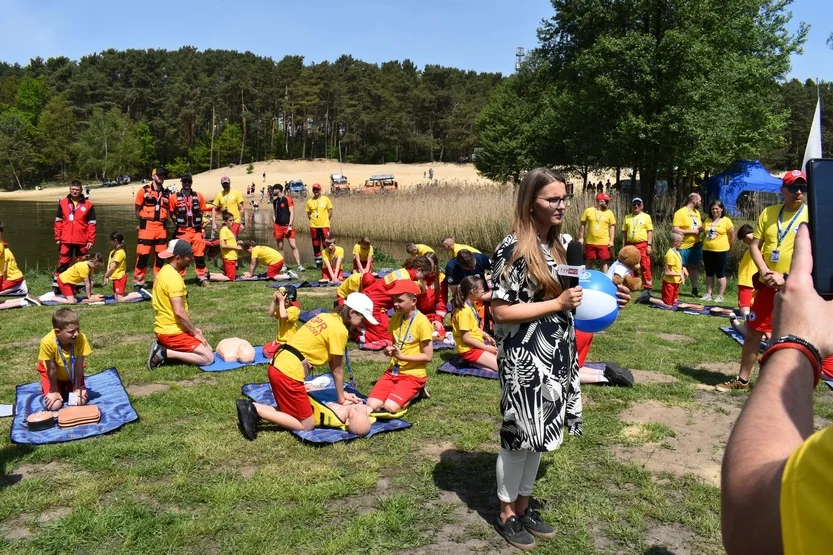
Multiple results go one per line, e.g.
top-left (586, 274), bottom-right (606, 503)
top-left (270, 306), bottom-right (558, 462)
top-left (452, 276), bottom-right (497, 371)
top-left (103, 232), bottom-right (145, 302)
top-left (321, 237), bottom-right (344, 282)
top-left (701, 200), bottom-right (735, 303)
top-left (54, 254), bottom-right (106, 304)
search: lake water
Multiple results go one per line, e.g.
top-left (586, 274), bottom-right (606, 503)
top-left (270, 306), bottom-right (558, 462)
top-left (0, 201), bottom-right (407, 272)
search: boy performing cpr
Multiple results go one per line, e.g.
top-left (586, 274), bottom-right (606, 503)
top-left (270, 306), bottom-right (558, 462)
top-left (367, 280), bottom-right (433, 413)
top-left (38, 308), bottom-right (90, 411)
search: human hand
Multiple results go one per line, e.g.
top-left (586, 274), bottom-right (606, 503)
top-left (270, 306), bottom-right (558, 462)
top-left (486, 345), bottom-right (498, 355)
top-left (615, 284), bottom-right (631, 307)
top-left (762, 271), bottom-right (785, 289)
top-left (383, 345), bottom-right (396, 357)
top-left (342, 393), bottom-right (362, 405)
top-left (557, 286), bottom-right (583, 311)
top-left (683, 268), bottom-right (689, 279)
top-left (647, 245), bottom-right (653, 255)
top-left (85, 242), bottom-right (93, 251)
top-left (45, 392), bottom-right (63, 411)
top-left (609, 242), bottom-right (614, 248)
top-left (75, 387), bottom-right (88, 405)
top-left (578, 238), bottom-right (584, 245)
top-left (194, 329), bottom-right (209, 348)
top-left (772, 225), bottom-right (833, 358)
top-left (103, 277), bottom-right (109, 285)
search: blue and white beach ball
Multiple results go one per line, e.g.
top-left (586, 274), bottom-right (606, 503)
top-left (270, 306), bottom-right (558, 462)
top-left (574, 270), bottom-right (619, 333)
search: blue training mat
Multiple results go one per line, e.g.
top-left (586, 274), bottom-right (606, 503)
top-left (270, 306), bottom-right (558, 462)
top-left (241, 379), bottom-right (410, 444)
top-left (41, 295), bottom-right (148, 306)
top-left (10, 368), bottom-right (138, 445)
top-left (438, 355), bottom-right (498, 380)
top-left (269, 280), bottom-right (340, 289)
top-left (200, 346), bottom-right (271, 372)
top-left (648, 303), bottom-right (737, 318)
top-left (236, 274), bottom-right (272, 281)
top-left (300, 307), bottom-right (329, 323)
top-left (269, 281), bottom-right (306, 289)
top-left (359, 340), bottom-right (455, 352)
top-left (720, 326), bottom-right (767, 352)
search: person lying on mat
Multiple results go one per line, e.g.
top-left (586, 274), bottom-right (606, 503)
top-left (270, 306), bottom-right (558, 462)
top-left (262, 285), bottom-right (301, 359)
top-left (38, 308), bottom-right (90, 411)
top-left (235, 293), bottom-right (379, 440)
top-left (208, 212), bottom-right (242, 281)
top-left (103, 232), bottom-right (147, 303)
top-left (321, 237), bottom-right (344, 282)
top-left (352, 236), bottom-right (374, 274)
top-left (147, 239), bottom-right (214, 369)
top-left (240, 240), bottom-right (297, 281)
top-left (367, 280), bottom-right (434, 414)
top-left (336, 272), bottom-right (376, 307)
top-left (451, 276), bottom-right (498, 372)
top-left (51, 254), bottom-right (106, 304)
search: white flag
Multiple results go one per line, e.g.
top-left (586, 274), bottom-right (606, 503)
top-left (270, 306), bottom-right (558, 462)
top-left (802, 94), bottom-right (822, 171)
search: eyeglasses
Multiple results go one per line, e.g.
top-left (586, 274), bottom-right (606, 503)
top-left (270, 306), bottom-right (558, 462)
top-left (786, 184), bottom-right (807, 194)
top-left (537, 195), bottom-right (573, 207)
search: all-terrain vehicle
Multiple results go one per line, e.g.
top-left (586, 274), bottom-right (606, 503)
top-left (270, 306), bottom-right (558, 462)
top-left (330, 174), bottom-right (351, 195)
top-left (286, 179), bottom-right (307, 197)
top-left (357, 174), bottom-right (398, 194)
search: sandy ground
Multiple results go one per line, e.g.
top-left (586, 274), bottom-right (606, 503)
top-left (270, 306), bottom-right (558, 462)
top-left (1, 160), bottom-right (497, 205)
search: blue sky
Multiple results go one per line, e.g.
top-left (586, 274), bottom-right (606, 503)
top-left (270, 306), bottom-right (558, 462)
top-left (1, 0), bottom-right (830, 81)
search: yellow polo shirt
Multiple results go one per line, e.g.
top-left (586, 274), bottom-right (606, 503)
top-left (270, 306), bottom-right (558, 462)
top-left (623, 213), bottom-right (653, 244)
top-left (306, 196), bottom-right (333, 228)
top-left (38, 330), bottom-right (92, 382)
top-left (274, 313), bottom-right (348, 381)
top-left (388, 310), bottom-right (433, 378)
top-left (212, 189), bottom-right (244, 223)
top-left (663, 248), bottom-right (683, 284)
top-left (703, 217), bottom-right (734, 252)
top-left (107, 248), bottom-right (127, 280)
top-left (59, 261), bottom-right (90, 286)
top-left (452, 306), bottom-right (484, 355)
top-left (219, 226), bottom-right (238, 261)
top-left (673, 206), bottom-right (702, 250)
top-left (754, 203), bottom-right (808, 275)
top-left (581, 208), bottom-right (616, 245)
top-left (251, 245), bottom-right (282, 266)
top-left (152, 264), bottom-right (189, 335)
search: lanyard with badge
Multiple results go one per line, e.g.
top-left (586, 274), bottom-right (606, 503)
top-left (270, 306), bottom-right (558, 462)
top-left (68, 199), bottom-right (80, 222)
top-left (630, 215), bottom-right (642, 240)
top-left (771, 205), bottom-right (804, 263)
top-left (391, 311), bottom-right (416, 376)
top-left (466, 301), bottom-right (482, 326)
top-left (594, 209), bottom-right (602, 231)
top-left (56, 337), bottom-right (78, 405)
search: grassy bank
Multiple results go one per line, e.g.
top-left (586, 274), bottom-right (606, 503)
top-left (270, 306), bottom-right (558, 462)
top-left (3, 263), bottom-right (832, 554)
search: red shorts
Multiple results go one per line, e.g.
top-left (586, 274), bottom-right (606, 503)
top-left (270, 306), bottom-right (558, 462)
top-left (273, 224), bottom-right (295, 240)
top-left (56, 276), bottom-right (77, 297)
top-left (576, 330), bottom-right (594, 367)
top-left (112, 275), bottom-right (128, 296)
top-left (223, 259), bottom-right (237, 281)
top-left (322, 267), bottom-right (344, 281)
top-left (266, 260), bottom-right (285, 279)
top-left (661, 281), bottom-right (680, 306)
top-left (738, 285), bottom-right (754, 309)
top-left (156, 332), bottom-right (202, 353)
top-left (822, 357), bottom-right (833, 381)
top-left (267, 365), bottom-right (313, 420)
top-left (368, 371), bottom-right (427, 407)
top-left (459, 348), bottom-right (487, 364)
top-left (585, 244), bottom-right (611, 261)
top-left (36, 361), bottom-right (72, 396)
top-left (748, 285), bottom-right (777, 335)
top-left (0, 276), bottom-right (23, 292)
top-left (230, 222), bottom-right (242, 237)
top-left (353, 260), bottom-right (374, 273)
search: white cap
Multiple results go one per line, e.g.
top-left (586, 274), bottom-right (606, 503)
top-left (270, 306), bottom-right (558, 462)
top-left (344, 292), bottom-right (378, 325)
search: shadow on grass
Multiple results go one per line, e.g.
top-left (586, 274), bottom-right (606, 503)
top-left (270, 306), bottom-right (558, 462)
top-left (0, 444), bottom-right (36, 488)
top-left (676, 365), bottom-right (732, 386)
top-left (644, 547), bottom-right (683, 555)
top-left (432, 449), bottom-right (550, 524)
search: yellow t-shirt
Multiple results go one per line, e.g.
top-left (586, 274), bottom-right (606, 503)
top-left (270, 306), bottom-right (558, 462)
top-left (2, 247), bottom-right (23, 281)
top-left (306, 196), bottom-right (333, 228)
top-left (251, 245), bottom-right (282, 266)
top-left (452, 306), bottom-right (484, 355)
top-left (737, 250), bottom-right (755, 288)
top-left (388, 310), bottom-right (433, 378)
top-left (703, 217), bottom-right (734, 252)
top-left (623, 213), bottom-right (653, 244)
top-left (663, 248), bottom-right (683, 284)
top-left (212, 189), bottom-right (244, 223)
top-left (673, 206), bottom-right (703, 250)
top-left (581, 208), bottom-right (616, 245)
top-left (781, 425), bottom-right (833, 554)
top-left (274, 312), bottom-right (348, 381)
top-left (410, 244), bottom-right (434, 257)
top-left (59, 261), bottom-right (90, 286)
top-left (38, 330), bottom-right (92, 382)
top-left (322, 246), bottom-right (344, 265)
top-left (108, 248), bottom-right (127, 280)
top-left (754, 203), bottom-right (808, 275)
top-left (275, 305), bottom-right (301, 344)
top-left (452, 243), bottom-right (481, 256)
top-left (352, 243), bottom-right (374, 262)
top-left (219, 226), bottom-right (238, 261)
top-left (337, 272), bottom-right (363, 300)
top-left (152, 264), bottom-right (189, 335)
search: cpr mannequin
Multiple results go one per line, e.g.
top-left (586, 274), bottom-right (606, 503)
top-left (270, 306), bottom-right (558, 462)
top-left (326, 402), bottom-right (373, 436)
top-left (216, 338), bottom-right (256, 363)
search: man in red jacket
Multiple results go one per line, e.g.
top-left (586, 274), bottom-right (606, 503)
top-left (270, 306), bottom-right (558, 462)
top-left (54, 180), bottom-right (97, 286)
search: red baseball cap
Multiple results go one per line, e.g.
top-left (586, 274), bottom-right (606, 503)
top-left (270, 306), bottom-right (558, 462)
top-left (782, 170), bottom-right (807, 186)
top-left (596, 193), bottom-right (611, 202)
top-left (388, 279), bottom-right (420, 296)
top-left (312, 183), bottom-right (322, 190)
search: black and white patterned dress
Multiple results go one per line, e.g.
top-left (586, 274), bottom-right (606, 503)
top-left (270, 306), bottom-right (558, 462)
top-left (492, 233), bottom-right (582, 452)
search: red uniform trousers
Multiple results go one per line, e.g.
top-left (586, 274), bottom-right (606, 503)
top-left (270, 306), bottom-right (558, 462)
top-left (56, 243), bottom-right (88, 276)
top-left (310, 227), bottom-right (330, 263)
top-left (627, 241), bottom-right (653, 289)
top-left (174, 227), bottom-right (207, 281)
top-left (134, 220), bottom-right (168, 286)
top-left (576, 330), bottom-right (594, 367)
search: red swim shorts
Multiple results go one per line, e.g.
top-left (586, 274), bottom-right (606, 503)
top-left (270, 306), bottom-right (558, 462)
top-left (273, 224), bottom-right (296, 240)
top-left (737, 285), bottom-right (754, 309)
top-left (584, 244), bottom-right (611, 261)
top-left (36, 361), bottom-right (73, 396)
top-left (223, 259), bottom-right (237, 281)
top-left (661, 281), bottom-right (680, 306)
top-left (368, 371), bottom-right (427, 407)
top-left (748, 285), bottom-right (777, 335)
top-left (459, 348), bottom-right (487, 364)
top-left (266, 260), bottom-right (285, 279)
top-left (156, 332), bottom-right (202, 352)
top-left (267, 364), bottom-right (313, 420)
top-left (112, 275), bottom-right (128, 296)
top-left (56, 276), bottom-right (77, 297)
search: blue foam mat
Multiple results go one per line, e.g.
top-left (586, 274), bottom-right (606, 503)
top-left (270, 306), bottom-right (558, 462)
top-left (300, 307), bottom-right (329, 323)
top-left (10, 368), bottom-right (138, 445)
top-left (720, 326), bottom-right (767, 352)
top-left (41, 295), bottom-right (148, 306)
top-left (200, 346), bottom-right (271, 372)
top-left (438, 355), bottom-right (498, 380)
top-left (241, 379), bottom-right (410, 444)
top-left (269, 280), bottom-right (340, 289)
top-left (648, 303), bottom-right (737, 317)
top-left (359, 340), bottom-right (455, 352)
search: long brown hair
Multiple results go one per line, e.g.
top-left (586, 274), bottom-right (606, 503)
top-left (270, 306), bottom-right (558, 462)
top-left (505, 168), bottom-right (566, 299)
top-left (451, 276), bottom-right (482, 314)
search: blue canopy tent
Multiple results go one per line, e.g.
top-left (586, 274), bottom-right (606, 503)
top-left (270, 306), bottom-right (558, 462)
top-left (706, 160), bottom-right (783, 216)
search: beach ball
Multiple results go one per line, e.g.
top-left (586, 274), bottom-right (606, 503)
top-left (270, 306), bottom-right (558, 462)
top-left (574, 270), bottom-right (619, 333)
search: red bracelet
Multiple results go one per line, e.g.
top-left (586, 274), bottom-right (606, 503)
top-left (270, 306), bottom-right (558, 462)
top-left (759, 338), bottom-right (822, 388)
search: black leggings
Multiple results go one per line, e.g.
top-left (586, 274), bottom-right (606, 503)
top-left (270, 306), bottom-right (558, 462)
top-left (703, 250), bottom-right (728, 278)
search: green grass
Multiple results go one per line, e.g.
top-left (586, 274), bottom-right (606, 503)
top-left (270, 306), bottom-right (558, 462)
top-left (1, 267), bottom-right (830, 554)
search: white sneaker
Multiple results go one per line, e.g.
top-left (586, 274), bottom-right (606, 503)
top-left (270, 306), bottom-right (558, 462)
top-left (296, 265), bottom-right (304, 272)
top-left (700, 294), bottom-right (713, 301)
top-left (138, 288), bottom-right (153, 300)
top-left (715, 295), bottom-right (724, 303)
top-left (287, 270), bottom-right (299, 280)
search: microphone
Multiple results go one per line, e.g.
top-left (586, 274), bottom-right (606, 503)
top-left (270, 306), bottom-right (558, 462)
top-left (564, 241), bottom-right (585, 314)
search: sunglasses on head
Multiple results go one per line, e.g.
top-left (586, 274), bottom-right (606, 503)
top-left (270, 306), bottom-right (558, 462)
top-left (787, 184), bottom-right (807, 194)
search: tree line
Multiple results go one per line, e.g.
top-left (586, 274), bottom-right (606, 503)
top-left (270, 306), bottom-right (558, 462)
top-left (0, 48), bottom-right (502, 188)
top-left (474, 0), bottom-right (831, 212)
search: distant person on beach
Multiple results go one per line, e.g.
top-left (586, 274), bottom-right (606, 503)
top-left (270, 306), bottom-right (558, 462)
top-left (54, 180), bottom-right (97, 291)
top-left (262, 171), bottom-right (266, 182)
top-left (211, 176), bottom-right (245, 237)
top-left (271, 184), bottom-right (303, 271)
top-left (428, 168), bottom-right (434, 180)
top-left (132, 168), bottom-right (171, 290)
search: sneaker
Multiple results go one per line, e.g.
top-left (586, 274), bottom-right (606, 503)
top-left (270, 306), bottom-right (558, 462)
top-left (700, 293), bottom-right (713, 301)
top-left (495, 515), bottom-right (536, 550)
top-left (715, 377), bottom-right (749, 392)
top-left (635, 290), bottom-right (652, 305)
top-left (715, 295), bottom-right (724, 303)
top-left (519, 508), bottom-right (557, 538)
top-left (236, 399), bottom-right (259, 440)
top-left (133, 284), bottom-right (145, 293)
top-left (147, 339), bottom-right (167, 370)
top-left (24, 294), bottom-right (42, 307)
top-left (138, 288), bottom-right (153, 300)
top-left (287, 270), bottom-right (300, 280)
top-left (692, 288), bottom-right (699, 298)
top-left (603, 363), bottom-right (634, 387)
top-left (296, 264), bottom-right (304, 272)
top-left (197, 279), bottom-right (209, 288)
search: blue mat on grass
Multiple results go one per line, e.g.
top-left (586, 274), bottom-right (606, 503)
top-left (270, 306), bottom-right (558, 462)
top-left (300, 307), bottom-right (329, 323)
top-left (10, 368), bottom-right (138, 445)
top-left (241, 378), bottom-right (410, 444)
top-left (359, 340), bottom-right (455, 352)
top-left (199, 346), bottom-right (271, 372)
top-left (342, 268), bottom-right (395, 279)
top-left (269, 281), bottom-right (306, 289)
top-left (438, 355), bottom-right (498, 379)
top-left (41, 295), bottom-right (148, 306)
top-left (648, 303), bottom-right (737, 317)
top-left (269, 280), bottom-right (340, 289)
top-left (720, 327), bottom-right (767, 352)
